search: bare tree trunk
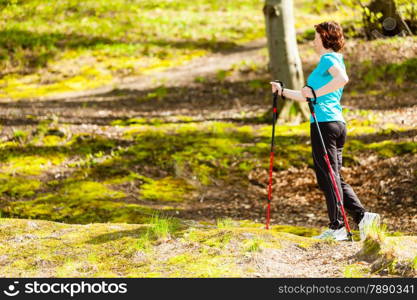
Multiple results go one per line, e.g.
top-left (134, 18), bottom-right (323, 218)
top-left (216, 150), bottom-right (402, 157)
top-left (263, 0), bottom-right (309, 124)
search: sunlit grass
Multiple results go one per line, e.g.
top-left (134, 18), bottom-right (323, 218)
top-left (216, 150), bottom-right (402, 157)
top-left (0, 0), bottom-right (267, 99)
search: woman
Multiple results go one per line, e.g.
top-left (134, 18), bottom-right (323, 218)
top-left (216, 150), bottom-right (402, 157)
top-left (270, 21), bottom-right (380, 241)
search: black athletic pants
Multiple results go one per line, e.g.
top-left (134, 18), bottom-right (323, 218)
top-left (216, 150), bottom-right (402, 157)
top-left (310, 121), bottom-right (365, 229)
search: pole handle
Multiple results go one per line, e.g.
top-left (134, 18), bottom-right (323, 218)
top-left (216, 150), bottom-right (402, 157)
top-left (303, 84), bottom-right (317, 114)
top-left (271, 80), bottom-right (285, 121)
top-left (273, 80), bottom-right (285, 100)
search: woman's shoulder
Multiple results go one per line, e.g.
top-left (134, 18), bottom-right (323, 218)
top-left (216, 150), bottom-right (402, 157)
top-left (320, 52), bottom-right (345, 68)
top-left (320, 52), bottom-right (343, 61)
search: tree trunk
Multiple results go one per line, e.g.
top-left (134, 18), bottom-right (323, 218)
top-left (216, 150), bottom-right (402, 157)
top-left (263, 0), bottom-right (309, 124)
top-left (362, 0), bottom-right (413, 39)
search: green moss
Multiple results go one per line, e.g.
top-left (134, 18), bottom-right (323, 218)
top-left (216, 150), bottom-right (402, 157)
top-left (1, 154), bottom-right (66, 176)
top-left (343, 264), bottom-right (369, 278)
top-left (236, 220), bottom-right (264, 228)
top-left (0, 66), bottom-right (114, 100)
top-left (139, 177), bottom-right (195, 202)
top-left (60, 180), bottom-right (126, 201)
top-left (164, 253), bottom-right (240, 277)
top-left (55, 259), bottom-right (84, 277)
top-left (183, 222), bottom-right (319, 254)
top-left (202, 230), bottom-right (233, 249)
top-left (41, 135), bottom-right (66, 147)
top-left (216, 218), bottom-right (236, 229)
top-left (346, 119), bottom-right (378, 136)
top-left (3, 180), bottom-right (159, 224)
top-left (0, 174), bottom-right (42, 198)
top-left (244, 238), bottom-right (263, 252)
top-left (259, 122), bottom-right (310, 137)
top-left (345, 139), bottom-right (417, 159)
top-left (11, 218), bottom-right (415, 278)
top-left (271, 225), bottom-right (320, 237)
top-left (117, 122), bottom-right (249, 185)
top-left (68, 134), bottom-right (117, 155)
top-left (111, 118), bottom-right (149, 126)
top-left (367, 141), bottom-right (417, 158)
top-left (167, 253), bottom-right (194, 265)
top-left (412, 256), bottom-right (417, 271)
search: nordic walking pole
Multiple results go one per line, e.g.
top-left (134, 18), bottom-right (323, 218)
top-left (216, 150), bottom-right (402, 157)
top-left (265, 80), bottom-right (285, 230)
top-left (304, 85), bottom-right (353, 241)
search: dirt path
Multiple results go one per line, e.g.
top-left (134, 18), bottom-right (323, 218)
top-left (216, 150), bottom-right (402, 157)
top-left (246, 240), bottom-right (363, 277)
top-left (27, 38), bottom-right (268, 102)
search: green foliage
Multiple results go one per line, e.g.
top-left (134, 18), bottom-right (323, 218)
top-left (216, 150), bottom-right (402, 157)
top-left (231, 59), bottom-right (260, 73)
top-left (145, 86), bottom-right (168, 101)
top-left (244, 238), bottom-right (263, 252)
top-left (149, 214), bottom-right (180, 239)
top-left (308, 0), bottom-right (338, 14)
top-left (194, 76), bottom-right (206, 83)
top-left (216, 69), bottom-right (232, 81)
top-left (137, 213), bottom-right (181, 250)
top-left (248, 79), bottom-right (263, 91)
top-left (297, 28), bottom-right (315, 43)
top-left (12, 129), bottom-right (29, 143)
top-left (361, 58), bottom-right (417, 86)
top-left (341, 19), bottom-right (365, 39)
top-left (216, 218), bottom-right (235, 229)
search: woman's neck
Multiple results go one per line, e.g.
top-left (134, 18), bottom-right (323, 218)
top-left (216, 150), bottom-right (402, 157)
top-left (319, 48), bottom-right (336, 56)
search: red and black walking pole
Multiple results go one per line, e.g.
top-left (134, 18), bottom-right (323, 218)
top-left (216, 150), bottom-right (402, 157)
top-left (304, 85), bottom-right (353, 241)
top-left (265, 80), bottom-right (285, 230)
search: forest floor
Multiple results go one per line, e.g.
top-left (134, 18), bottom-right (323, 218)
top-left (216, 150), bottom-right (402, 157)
top-left (1, 217), bottom-right (416, 277)
top-left (0, 35), bottom-right (416, 277)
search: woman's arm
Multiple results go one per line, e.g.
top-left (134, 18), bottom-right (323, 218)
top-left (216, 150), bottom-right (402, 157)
top-left (269, 82), bottom-right (306, 103)
top-left (282, 88), bottom-right (306, 103)
top-left (271, 63), bottom-right (349, 101)
top-left (301, 64), bottom-right (349, 98)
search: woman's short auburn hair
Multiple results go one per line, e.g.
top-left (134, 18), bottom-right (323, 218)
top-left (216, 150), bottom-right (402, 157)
top-left (314, 21), bottom-right (345, 52)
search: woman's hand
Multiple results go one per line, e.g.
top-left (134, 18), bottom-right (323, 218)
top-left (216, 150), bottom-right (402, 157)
top-left (301, 86), bottom-right (314, 99)
top-left (269, 82), bottom-right (283, 95)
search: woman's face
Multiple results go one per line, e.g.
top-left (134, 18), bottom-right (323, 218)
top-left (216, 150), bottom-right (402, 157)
top-left (313, 31), bottom-right (323, 53)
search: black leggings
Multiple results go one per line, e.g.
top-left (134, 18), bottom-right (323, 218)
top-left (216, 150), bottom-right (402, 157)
top-left (310, 121), bottom-right (365, 229)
